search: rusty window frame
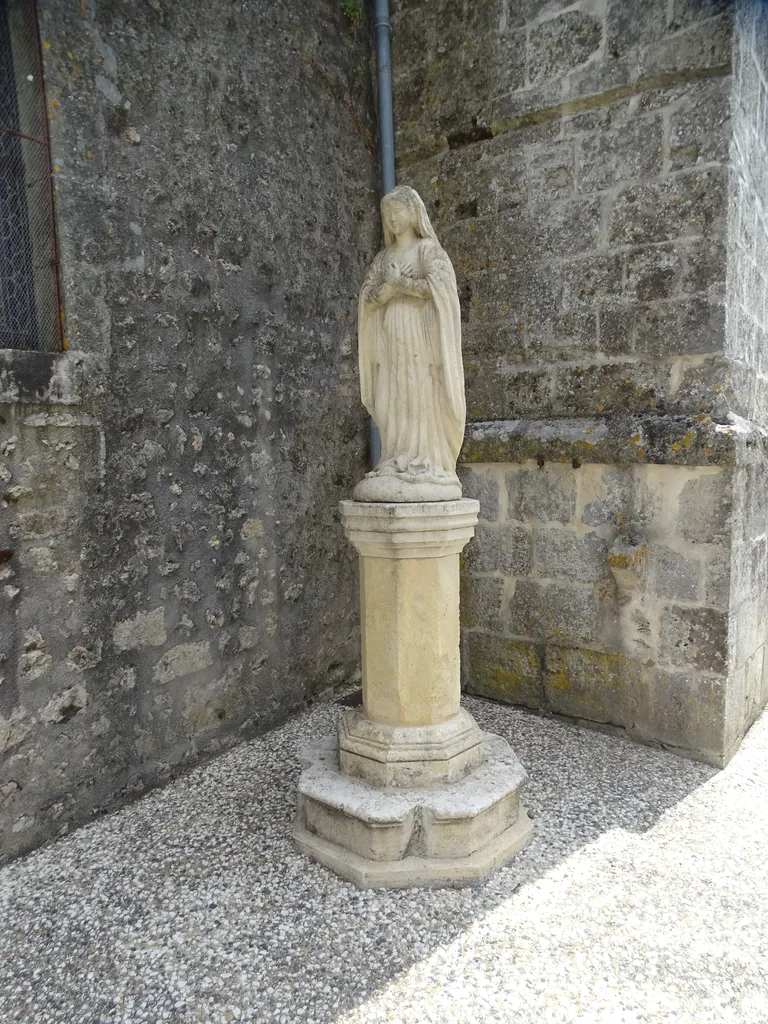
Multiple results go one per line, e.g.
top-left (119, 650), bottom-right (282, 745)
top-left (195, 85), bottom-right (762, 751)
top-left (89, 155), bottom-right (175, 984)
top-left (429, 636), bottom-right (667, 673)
top-left (0, 0), bottom-right (63, 351)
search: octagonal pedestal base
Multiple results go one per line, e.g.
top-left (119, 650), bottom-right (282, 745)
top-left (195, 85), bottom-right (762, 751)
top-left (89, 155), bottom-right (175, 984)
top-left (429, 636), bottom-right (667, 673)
top-left (294, 732), bottom-right (532, 889)
top-left (338, 707), bottom-right (484, 787)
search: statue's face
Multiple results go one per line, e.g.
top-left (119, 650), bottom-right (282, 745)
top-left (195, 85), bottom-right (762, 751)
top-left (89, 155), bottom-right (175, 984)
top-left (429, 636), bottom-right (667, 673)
top-left (383, 198), bottom-right (414, 237)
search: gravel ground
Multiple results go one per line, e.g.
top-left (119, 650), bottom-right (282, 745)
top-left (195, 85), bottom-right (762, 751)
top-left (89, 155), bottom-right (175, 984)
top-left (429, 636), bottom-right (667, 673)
top-left (1, 695), bottom-right (767, 1024)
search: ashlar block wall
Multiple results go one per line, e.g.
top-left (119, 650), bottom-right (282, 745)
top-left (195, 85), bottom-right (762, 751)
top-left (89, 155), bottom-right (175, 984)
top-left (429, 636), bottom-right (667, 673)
top-left (460, 460), bottom-right (736, 763)
top-left (394, 0), bottom-right (768, 765)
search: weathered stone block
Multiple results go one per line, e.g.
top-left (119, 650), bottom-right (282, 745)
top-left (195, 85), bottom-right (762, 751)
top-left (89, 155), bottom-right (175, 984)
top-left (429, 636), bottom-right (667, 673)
top-left (528, 10), bottom-right (602, 85)
top-left (635, 668), bottom-right (726, 760)
top-left (730, 593), bottom-right (764, 672)
top-left (578, 115), bottom-right (664, 192)
top-left (669, 77), bottom-right (731, 169)
top-left (659, 605), bottom-right (728, 670)
top-left (556, 362), bottom-right (667, 416)
top-left (605, 0), bottom-right (668, 54)
top-left (465, 364), bottom-right (554, 421)
top-left (463, 30), bottom-right (528, 105)
top-left (390, 8), bottom-right (435, 70)
top-left (460, 575), bottom-right (505, 632)
top-left (498, 196), bottom-right (603, 261)
top-left (704, 550), bottom-right (730, 610)
top-left (634, 299), bottom-right (725, 357)
top-left (636, 14), bottom-right (732, 77)
top-left (670, 0), bottom-right (732, 30)
top-left (490, 82), bottom-right (564, 136)
top-left (567, 57), bottom-right (632, 102)
top-left (506, 466), bottom-right (576, 525)
top-left (465, 632), bottom-right (542, 709)
top-left (457, 467), bottom-right (500, 522)
top-left (470, 262), bottom-right (561, 325)
top-left (442, 219), bottom-right (500, 276)
top-left (481, 144), bottom-right (529, 214)
top-left (680, 236), bottom-right (726, 296)
top-left (462, 322), bottom-right (527, 361)
top-left (465, 524), bottom-right (532, 576)
top-left (581, 466), bottom-right (634, 527)
top-left (562, 101), bottom-right (632, 137)
top-left (562, 252), bottom-right (624, 307)
top-left (609, 169), bottom-right (727, 246)
top-left (152, 641), bottom-right (213, 684)
top-left (113, 607), bottom-right (166, 652)
top-left (507, 579), bottom-right (598, 644)
top-left (652, 545), bottom-right (701, 601)
top-left (394, 73), bottom-right (446, 163)
top-left (608, 534), bottom-right (649, 591)
top-left (524, 310), bottom-right (598, 354)
top-left (597, 304), bottom-right (637, 356)
top-left (744, 645), bottom-right (767, 728)
top-left (625, 245), bottom-right (682, 302)
top-left (678, 471), bottom-right (731, 544)
top-left (536, 528), bottom-right (609, 583)
top-left (544, 645), bottom-right (642, 728)
top-left (671, 356), bottom-right (731, 419)
top-left (529, 140), bottom-right (576, 199)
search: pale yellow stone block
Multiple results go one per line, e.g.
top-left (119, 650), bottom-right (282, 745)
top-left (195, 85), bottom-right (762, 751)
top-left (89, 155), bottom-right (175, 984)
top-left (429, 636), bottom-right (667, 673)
top-left (360, 553), bottom-right (460, 726)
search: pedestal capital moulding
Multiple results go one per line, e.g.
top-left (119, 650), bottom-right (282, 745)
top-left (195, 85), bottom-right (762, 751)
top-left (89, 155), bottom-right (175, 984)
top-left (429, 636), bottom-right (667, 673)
top-left (339, 498), bottom-right (479, 558)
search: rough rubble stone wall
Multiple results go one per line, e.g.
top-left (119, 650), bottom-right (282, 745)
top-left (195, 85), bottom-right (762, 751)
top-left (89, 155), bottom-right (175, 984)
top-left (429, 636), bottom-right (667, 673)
top-left (393, 0), bottom-right (767, 764)
top-left (725, 0), bottom-right (768, 754)
top-left (0, 0), bottom-right (378, 862)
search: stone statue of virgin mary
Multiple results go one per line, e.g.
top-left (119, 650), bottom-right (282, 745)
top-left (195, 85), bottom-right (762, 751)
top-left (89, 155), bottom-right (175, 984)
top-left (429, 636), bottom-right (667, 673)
top-left (353, 185), bottom-right (465, 503)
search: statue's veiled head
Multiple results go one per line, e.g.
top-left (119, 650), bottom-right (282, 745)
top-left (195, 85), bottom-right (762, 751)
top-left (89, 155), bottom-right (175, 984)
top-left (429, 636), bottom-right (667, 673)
top-left (381, 186), bottom-right (439, 246)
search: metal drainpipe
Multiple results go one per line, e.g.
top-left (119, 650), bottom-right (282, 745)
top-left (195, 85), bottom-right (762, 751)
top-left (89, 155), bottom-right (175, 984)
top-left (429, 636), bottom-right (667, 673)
top-left (374, 0), bottom-right (396, 195)
top-left (369, 0), bottom-right (396, 467)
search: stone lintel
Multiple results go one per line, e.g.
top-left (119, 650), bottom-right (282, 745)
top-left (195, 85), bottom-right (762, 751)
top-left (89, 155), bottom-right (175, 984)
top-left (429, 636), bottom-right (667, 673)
top-left (461, 416), bottom-right (765, 469)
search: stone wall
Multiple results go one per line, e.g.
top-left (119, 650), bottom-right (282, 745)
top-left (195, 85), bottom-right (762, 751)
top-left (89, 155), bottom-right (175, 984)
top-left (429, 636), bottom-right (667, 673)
top-left (396, 0), bottom-right (732, 424)
top-left (0, 0), bottom-right (378, 862)
top-left (725, 0), bottom-right (768, 754)
top-left (393, 0), bottom-right (767, 764)
top-left (460, 458), bottom-right (733, 762)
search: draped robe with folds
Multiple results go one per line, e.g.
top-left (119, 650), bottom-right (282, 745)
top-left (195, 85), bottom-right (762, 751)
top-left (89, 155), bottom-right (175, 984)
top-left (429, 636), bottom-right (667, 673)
top-left (357, 238), bottom-right (465, 492)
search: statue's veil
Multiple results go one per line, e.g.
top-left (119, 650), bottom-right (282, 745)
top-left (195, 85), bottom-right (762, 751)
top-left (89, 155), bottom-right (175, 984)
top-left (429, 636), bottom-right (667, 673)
top-left (381, 186), bottom-right (439, 247)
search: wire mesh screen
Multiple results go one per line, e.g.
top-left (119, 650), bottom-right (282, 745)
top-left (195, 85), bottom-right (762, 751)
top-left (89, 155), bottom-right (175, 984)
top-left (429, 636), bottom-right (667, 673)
top-left (0, 0), bottom-right (61, 351)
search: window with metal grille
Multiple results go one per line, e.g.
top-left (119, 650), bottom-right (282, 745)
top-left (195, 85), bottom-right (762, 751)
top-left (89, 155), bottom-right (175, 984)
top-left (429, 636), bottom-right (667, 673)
top-left (0, 0), bottom-right (61, 351)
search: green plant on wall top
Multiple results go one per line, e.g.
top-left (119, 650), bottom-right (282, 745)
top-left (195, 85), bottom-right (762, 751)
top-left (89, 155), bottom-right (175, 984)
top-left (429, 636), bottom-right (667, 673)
top-left (343, 0), bottom-right (361, 26)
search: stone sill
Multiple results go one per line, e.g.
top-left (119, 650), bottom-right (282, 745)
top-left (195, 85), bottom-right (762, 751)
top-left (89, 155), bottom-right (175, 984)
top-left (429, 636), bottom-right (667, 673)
top-left (0, 349), bottom-right (91, 407)
top-left (461, 415), bottom-right (766, 468)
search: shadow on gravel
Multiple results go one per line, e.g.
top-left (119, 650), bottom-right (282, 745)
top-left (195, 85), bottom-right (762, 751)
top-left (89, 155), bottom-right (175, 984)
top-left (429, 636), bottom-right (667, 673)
top-left (0, 693), bottom-right (718, 1024)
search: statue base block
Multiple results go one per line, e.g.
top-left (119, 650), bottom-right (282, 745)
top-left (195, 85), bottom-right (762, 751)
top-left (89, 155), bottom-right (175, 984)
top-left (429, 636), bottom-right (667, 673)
top-left (294, 733), bottom-right (532, 888)
top-left (352, 474), bottom-right (462, 503)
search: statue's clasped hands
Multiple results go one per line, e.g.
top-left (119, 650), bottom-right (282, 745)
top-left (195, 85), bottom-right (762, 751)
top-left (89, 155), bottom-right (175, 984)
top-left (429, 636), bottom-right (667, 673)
top-left (371, 261), bottom-right (417, 306)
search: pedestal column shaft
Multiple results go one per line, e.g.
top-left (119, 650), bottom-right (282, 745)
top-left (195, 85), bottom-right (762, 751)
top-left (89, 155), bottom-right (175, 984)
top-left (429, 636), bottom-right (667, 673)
top-left (360, 553), bottom-right (459, 726)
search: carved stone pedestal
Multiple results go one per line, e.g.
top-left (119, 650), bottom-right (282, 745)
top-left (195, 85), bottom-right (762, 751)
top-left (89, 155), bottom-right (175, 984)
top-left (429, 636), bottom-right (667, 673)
top-left (294, 499), bottom-right (532, 888)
